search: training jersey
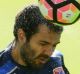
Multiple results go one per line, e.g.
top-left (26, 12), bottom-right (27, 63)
top-left (0, 44), bottom-right (69, 74)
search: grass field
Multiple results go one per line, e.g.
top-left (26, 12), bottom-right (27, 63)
top-left (0, 0), bottom-right (80, 74)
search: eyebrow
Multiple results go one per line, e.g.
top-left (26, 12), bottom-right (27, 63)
top-left (39, 40), bottom-right (60, 45)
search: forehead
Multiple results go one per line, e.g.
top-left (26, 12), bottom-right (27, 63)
top-left (30, 25), bottom-right (61, 43)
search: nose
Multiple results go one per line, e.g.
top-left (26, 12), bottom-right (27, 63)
top-left (42, 47), bottom-right (54, 56)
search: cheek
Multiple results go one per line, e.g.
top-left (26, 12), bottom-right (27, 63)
top-left (30, 42), bottom-right (43, 57)
top-left (21, 43), bottom-right (35, 59)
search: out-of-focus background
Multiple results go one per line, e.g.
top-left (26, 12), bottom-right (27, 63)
top-left (0, 0), bottom-right (80, 74)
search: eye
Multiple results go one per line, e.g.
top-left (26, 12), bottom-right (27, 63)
top-left (39, 43), bottom-right (48, 46)
top-left (52, 44), bottom-right (57, 48)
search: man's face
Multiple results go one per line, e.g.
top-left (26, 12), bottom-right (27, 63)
top-left (20, 25), bottom-right (61, 69)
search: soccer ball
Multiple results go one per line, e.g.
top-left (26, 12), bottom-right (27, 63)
top-left (38, 0), bottom-right (80, 25)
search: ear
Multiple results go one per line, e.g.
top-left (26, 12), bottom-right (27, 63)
top-left (17, 29), bottom-right (26, 43)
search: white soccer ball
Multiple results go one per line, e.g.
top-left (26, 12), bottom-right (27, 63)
top-left (38, 0), bottom-right (80, 25)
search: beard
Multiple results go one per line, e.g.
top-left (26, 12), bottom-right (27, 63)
top-left (20, 42), bottom-right (50, 70)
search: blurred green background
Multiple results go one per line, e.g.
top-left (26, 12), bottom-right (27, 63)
top-left (0, 0), bottom-right (80, 74)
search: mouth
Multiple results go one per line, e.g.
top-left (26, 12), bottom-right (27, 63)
top-left (38, 57), bottom-right (49, 64)
top-left (34, 54), bottom-right (50, 65)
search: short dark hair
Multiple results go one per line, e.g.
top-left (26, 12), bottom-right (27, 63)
top-left (13, 5), bottom-right (63, 41)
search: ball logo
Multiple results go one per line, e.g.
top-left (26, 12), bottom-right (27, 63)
top-left (53, 67), bottom-right (65, 74)
top-left (66, 13), bottom-right (72, 18)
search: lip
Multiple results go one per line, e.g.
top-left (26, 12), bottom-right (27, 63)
top-left (39, 58), bottom-right (48, 64)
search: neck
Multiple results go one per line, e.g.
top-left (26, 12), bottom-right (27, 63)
top-left (11, 41), bottom-right (26, 66)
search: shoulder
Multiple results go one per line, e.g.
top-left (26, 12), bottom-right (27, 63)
top-left (50, 50), bottom-right (63, 67)
top-left (0, 43), bottom-right (12, 67)
top-left (0, 49), bottom-right (9, 66)
top-left (0, 48), bottom-right (16, 73)
top-left (51, 50), bottom-right (64, 65)
top-left (0, 43), bottom-right (12, 63)
top-left (51, 50), bottom-right (63, 57)
top-left (50, 50), bottom-right (70, 74)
